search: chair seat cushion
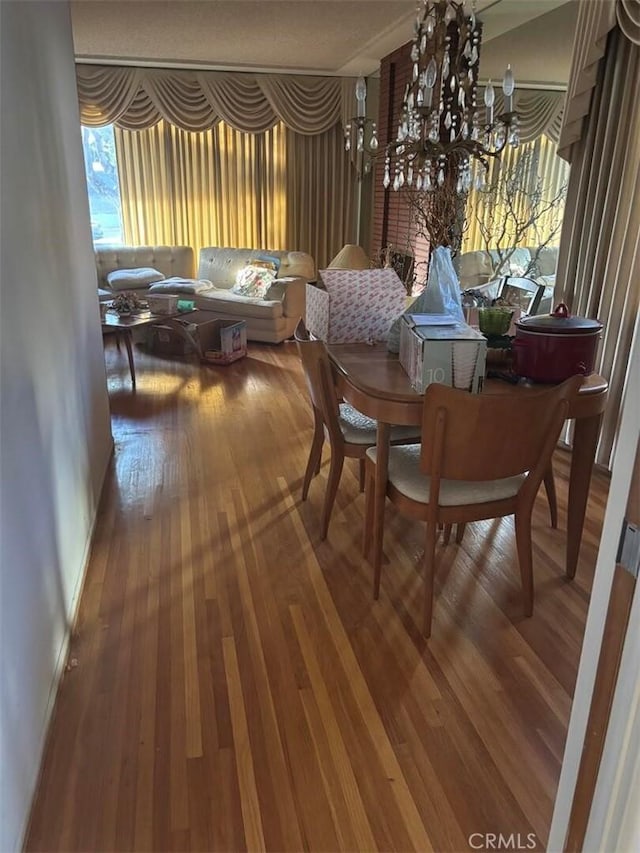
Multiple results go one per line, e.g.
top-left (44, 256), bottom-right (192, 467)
top-left (366, 444), bottom-right (526, 505)
top-left (338, 404), bottom-right (420, 445)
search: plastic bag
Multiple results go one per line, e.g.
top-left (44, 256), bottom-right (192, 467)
top-left (387, 246), bottom-right (465, 353)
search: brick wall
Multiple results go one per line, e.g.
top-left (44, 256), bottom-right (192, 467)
top-left (371, 40), bottom-right (431, 289)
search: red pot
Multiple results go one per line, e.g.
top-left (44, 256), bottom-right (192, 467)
top-left (513, 303), bottom-right (603, 383)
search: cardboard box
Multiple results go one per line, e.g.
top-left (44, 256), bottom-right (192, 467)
top-left (306, 268), bottom-right (406, 344)
top-left (147, 323), bottom-right (194, 356)
top-left (170, 317), bottom-right (247, 365)
top-left (399, 315), bottom-right (487, 394)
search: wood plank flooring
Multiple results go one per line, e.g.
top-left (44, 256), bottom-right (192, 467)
top-left (25, 338), bottom-right (608, 852)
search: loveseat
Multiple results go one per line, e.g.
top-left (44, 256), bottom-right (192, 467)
top-left (454, 245), bottom-right (558, 287)
top-left (454, 246), bottom-right (558, 315)
top-left (192, 247), bottom-right (315, 343)
top-left (95, 245), bottom-right (316, 343)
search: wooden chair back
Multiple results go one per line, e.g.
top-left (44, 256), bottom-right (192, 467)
top-left (420, 376), bottom-right (582, 487)
top-left (294, 333), bottom-right (343, 447)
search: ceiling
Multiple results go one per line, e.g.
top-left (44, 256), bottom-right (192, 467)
top-left (70, 0), bottom-right (574, 80)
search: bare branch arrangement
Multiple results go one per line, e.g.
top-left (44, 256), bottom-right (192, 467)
top-left (472, 148), bottom-right (568, 277)
top-left (403, 181), bottom-right (468, 252)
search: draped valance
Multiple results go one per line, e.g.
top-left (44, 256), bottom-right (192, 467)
top-left (76, 64), bottom-right (352, 135)
top-left (558, 0), bottom-right (640, 161)
top-left (478, 88), bottom-right (565, 143)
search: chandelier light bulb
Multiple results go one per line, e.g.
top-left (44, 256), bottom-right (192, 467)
top-left (502, 64), bottom-right (515, 112)
top-left (484, 80), bottom-right (495, 107)
top-left (355, 75), bottom-right (367, 117)
top-left (502, 65), bottom-right (514, 96)
top-left (484, 80), bottom-right (495, 125)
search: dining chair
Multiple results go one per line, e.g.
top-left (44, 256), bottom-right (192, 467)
top-left (363, 375), bottom-right (582, 637)
top-left (499, 276), bottom-right (546, 315)
top-left (294, 321), bottom-right (420, 539)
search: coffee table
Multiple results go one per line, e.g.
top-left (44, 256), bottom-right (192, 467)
top-left (102, 309), bottom-right (179, 388)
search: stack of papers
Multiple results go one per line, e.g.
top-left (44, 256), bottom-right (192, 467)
top-left (406, 313), bottom-right (458, 327)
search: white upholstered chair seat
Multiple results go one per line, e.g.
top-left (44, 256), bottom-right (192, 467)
top-left (366, 444), bottom-right (526, 505)
top-left (338, 404), bottom-right (420, 445)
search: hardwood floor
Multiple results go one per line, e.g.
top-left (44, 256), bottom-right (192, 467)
top-left (25, 338), bottom-right (608, 852)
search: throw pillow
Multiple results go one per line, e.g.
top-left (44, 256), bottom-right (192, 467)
top-left (232, 264), bottom-right (276, 298)
top-left (149, 277), bottom-right (213, 295)
top-left (106, 267), bottom-right (165, 291)
top-left (251, 253), bottom-right (281, 273)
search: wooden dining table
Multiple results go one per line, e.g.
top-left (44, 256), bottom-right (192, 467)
top-left (328, 342), bottom-right (609, 580)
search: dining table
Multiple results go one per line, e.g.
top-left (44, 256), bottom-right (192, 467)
top-left (327, 342), bottom-right (609, 580)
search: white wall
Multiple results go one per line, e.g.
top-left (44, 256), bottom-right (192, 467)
top-left (0, 3), bottom-right (113, 850)
top-left (480, 2), bottom-right (579, 87)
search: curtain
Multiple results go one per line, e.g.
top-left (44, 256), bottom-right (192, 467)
top-left (555, 26), bottom-right (640, 468)
top-left (464, 135), bottom-right (570, 253)
top-left (479, 88), bottom-right (566, 144)
top-left (114, 120), bottom-right (354, 268)
top-left (77, 64), bottom-right (349, 135)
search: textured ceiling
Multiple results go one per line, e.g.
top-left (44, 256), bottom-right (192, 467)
top-left (70, 0), bottom-right (574, 79)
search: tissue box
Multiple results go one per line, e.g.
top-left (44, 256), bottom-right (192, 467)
top-left (306, 268), bottom-right (406, 344)
top-left (147, 294), bottom-right (180, 315)
top-left (399, 315), bottom-right (487, 393)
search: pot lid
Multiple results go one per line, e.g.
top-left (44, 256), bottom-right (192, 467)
top-left (516, 302), bottom-right (603, 334)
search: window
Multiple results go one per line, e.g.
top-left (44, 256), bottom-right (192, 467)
top-left (81, 124), bottom-right (123, 245)
top-left (463, 135), bottom-right (570, 258)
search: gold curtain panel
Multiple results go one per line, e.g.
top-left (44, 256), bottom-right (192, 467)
top-left (76, 64), bottom-right (349, 135)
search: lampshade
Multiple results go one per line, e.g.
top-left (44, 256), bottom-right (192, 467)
top-left (328, 244), bottom-right (370, 270)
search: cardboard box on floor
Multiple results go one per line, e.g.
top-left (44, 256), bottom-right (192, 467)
top-left (306, 268), bottom-right (406, 344)
top-left (151, 312), bottom-right (247, 365)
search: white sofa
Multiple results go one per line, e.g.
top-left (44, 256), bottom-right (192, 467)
top-left (192, 247), bottom-right (315, 343)
top-left (95, 245), bottom-right (316, 343)
top-left (96, 245), bottom-right (195, 294)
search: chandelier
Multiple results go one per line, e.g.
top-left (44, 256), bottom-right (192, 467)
top-left (344, 76), bottom-right (379, 178)
top-left (383, 0), bottom-right (519, 195)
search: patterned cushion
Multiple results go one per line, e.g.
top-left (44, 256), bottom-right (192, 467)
top-left (338, 404), bottom-right (420, 445)
top-left (232, 264), bottom-right (277, 298)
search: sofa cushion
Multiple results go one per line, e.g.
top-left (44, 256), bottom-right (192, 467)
top-left (197, 286), bottom-right (284, 319)
top-left (149, 277), bottom-right (213, 295)
top-left (106, 267), bottom-right (165, 290)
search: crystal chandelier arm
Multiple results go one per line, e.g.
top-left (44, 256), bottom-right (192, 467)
top-left (382, 0), bottom-right (518, 196)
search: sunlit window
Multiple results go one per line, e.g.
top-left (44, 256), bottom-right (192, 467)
top-left (81, 124), bottom-right (124, 245)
